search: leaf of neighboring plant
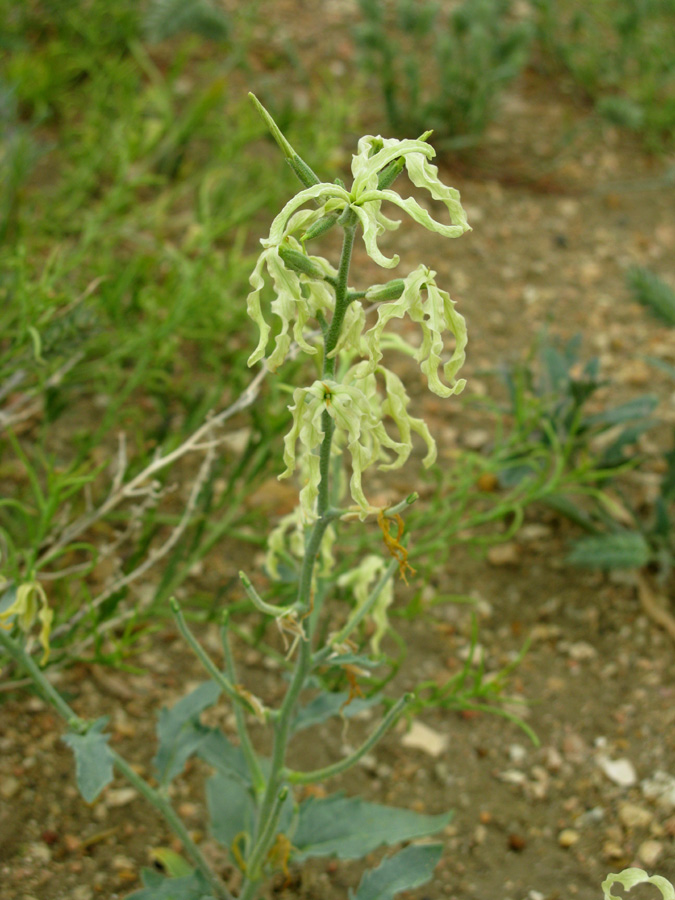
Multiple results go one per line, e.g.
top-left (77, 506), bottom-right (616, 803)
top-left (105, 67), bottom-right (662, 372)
top-left (196, 729), bottom-right (250, 785)
top-left (144, 0), bottom-right (230, 43)
top-left (153, 681), bottom-right (221, 786)
top-left (293, 794), bottom-right (452, 860)
top-left (647, 356), bottom-right (675, 381)
top-left (350, 843), bottom-right (443, 900)
top-left (62, 717), bottom-right (114, 803)
top-left (206, 772), bottom-right (256, 851)
top-left (150, 848), bottom-right (194, 878)
top-left (584, 395), bottom-right (658, 428)
top-left (125, 867), bottom-right (213, 899)
top-left (323, 653), bottom-right (382, 670)
top-left (292, 692), bottom-right (383, 733)
top-left (627, 266), bottom-right (675, 326)
top-left (599, 421), bottom-right (653, 468)
top-left (568, 532), bottom-right (651, 570)
top-left (542, 494), bottom-right (599, 533)
top-left (661, 441), bottom-right (675, 501)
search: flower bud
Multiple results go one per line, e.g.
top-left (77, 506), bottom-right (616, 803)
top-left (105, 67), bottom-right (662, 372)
top-left (301, 212), bottom-right (340, 243)
top-left (365, 279), bottom-right (405, 302)
top-left (289, 154), bottom-right (321, 188)
top-left (278, 245), bottom-right (325, 279)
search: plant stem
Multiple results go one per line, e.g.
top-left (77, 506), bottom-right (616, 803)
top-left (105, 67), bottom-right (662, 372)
top-left (241, 221), bottom-right (358, 898)
top-left (0, 628), bottom-right (231, 900)
top-left (220, 615), bottom-right (265, 794)
top-left (245, 786), bottom-right (288, 881)
top-left (286, 693), bottom-right (412, 784)
top-left (170, 597), bottom-right (258, 716)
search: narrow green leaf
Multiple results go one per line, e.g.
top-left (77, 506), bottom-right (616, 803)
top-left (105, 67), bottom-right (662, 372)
top-left (568, 532), bottom-right (651, 570)
top-left (293, 794), bottom-right (452, 860)
top-left (153, 681), bottom-right (221, 786)
top-left (584, 395), bottom-right (658, 428)
top-left (628, 266), bottom-right (675, 326)
top-left (351, 843), bottom-right (443, 900)
top-left (62, 717), bottom-right (114, 803)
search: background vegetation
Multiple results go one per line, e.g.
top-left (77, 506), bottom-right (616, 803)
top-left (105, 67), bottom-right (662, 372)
top-left (1, 0), bottom-right (674, 682)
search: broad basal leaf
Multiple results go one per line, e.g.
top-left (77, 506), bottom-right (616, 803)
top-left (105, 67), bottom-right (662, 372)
top-left (196, 729), bottom-right (250, 785)
top-left (126, 866), bottom-right (214, 900)
top-left (153, 681), bottom-right (221, 786)
top-left (292, 691), bottom-right (382, 733)
top-left (206, 772), bottom-right (256, 851)
top-left (62, 717), bottom-right (114, 803)
top-left (293, 794), bottom-right (452, 860)
top-left (351, 843), bottom-right (443, 900)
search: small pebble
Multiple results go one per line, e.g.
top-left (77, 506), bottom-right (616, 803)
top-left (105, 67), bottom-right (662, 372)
top-left (618, 802), bottom-right (653, 829)
top-left (637, 839), bottom-right (663, 867)
top-left (558, 829), bottom-right (580, 848)
top-left (508, 833), bottom-right (526, 852)
top-left (487, 543), bottom-right (521, 566)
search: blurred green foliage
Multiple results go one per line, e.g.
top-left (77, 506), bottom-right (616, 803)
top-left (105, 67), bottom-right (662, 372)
top-left (355, 0), bottom-right (532, 147)
top-left (532, 0), bottom-right (675, 149)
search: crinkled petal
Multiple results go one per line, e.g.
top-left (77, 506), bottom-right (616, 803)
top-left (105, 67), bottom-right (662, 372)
top-left (420, 280), bottom-right (467, 398)
top-left (405, 152), bottom-right (470, 235)
top-left (246, 251), bottom-right (272, 367)
top-left (266, 183), bottom-right (350, 245)
top-left (351, 136), bottom-right (436, 194)
top-left (359, 188), bottom-right (469, 239)
top-left (351, 204), bottom-right (400, 269)
top-left (337, 554), bottom-right (393, 655)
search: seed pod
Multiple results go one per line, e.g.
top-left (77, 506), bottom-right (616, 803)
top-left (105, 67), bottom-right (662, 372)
top-left (278, 245), bottom-right (324, 279)
top-left (365, 279), bottom-right (405, 302)
top-left (301, 211), bottom-right (340, 243)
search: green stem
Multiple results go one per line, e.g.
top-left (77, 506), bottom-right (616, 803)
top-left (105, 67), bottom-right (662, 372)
top-left (170, 597), bottom-right (260, 717)
top-left (112, 753), bottom-right (232, 900)
top-left (0, 628), bottom-right (231, 900)
top-left (245, 222), bottom-right (358, 892)
top-left (245, 786), bottom-right (289, 882)
top-left (220, 614), bottom-right (266, 794)
top-left (286, 693), bottom-right (413, 784)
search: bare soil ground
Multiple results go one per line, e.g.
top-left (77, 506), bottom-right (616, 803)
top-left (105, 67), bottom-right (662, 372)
top-left (2, 3), bottom-right (675, 899)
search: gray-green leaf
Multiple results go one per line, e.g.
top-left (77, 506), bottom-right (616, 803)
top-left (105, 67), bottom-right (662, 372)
top-left (293, 794), bottom-right (452, 860)
top-left (292, 692), bottom-right (382, 733)
top-left (351, 843), bottom-right (443, 900)
top-left (196, 729), bottom-right (250, 785)
top-left (568, 532), bottom-right (651, 570)
top-left (206, 772), bottom-right (256, 851)
top-left (125, 867), bottom-right (213, 899)
top-left (154, 681), bottom-right (221, 786)
top-left (62, 717), bottom-right (114, 803)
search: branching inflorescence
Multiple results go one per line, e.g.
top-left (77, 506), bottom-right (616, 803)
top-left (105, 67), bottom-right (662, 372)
top-left (1, 95), bottom-right (474, 900)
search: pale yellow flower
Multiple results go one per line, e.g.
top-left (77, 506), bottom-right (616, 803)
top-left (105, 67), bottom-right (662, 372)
top-left (0, 579), bottom-right (54, 665)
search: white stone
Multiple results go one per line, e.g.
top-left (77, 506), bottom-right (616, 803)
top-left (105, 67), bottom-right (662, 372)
top-left (401, 721), bottom-right (449, 758)
top-left (596, 755), bottom-right (637, 787)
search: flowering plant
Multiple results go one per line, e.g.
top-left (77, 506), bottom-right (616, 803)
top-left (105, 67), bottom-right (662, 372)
top-left (0, 95), bottom-right (472, 900)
